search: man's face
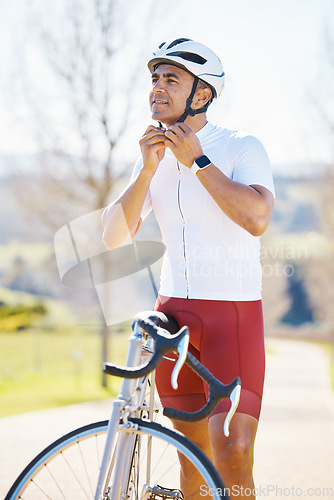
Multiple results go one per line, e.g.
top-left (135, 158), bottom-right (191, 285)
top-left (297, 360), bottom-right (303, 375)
top-left (149, 63), bottom-right (194, 126)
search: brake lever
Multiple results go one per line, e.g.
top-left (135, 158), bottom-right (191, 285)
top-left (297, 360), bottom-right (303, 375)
top-left (223, 383), bottom-right (241, 437)
top-left (171, 326), bottom-right (189, 390)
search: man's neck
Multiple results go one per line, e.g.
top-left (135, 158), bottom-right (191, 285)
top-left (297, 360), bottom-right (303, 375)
top-left (184, 114), bottom-right (208, 133)
top-left (160, 114), bottom-right (208, 133)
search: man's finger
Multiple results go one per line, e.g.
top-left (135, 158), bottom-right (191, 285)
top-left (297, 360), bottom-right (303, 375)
top-left (175, 122), bottom-right (191, 132)
top-left (142, 125), bottom-right (156, 136)
top-left (166, 125), bottom-right (182, 136)
top-left (142, 130), bottom-right (166, 142)
top-left (142, 125), bottom-right (166, 136)
top-left (165, 129), bottom-right (180, 143)
top-left (142, 137), bottom-right (167, 148)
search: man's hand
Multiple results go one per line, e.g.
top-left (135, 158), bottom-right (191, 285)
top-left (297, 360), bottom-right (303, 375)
top-left (139, 125), bottom-right (167, 173)
top-left (164, 123), bottom-right (203, 168)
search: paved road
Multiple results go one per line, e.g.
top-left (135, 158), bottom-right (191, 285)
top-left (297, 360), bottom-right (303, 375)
top-left (254, 339), bottom-right (334, 498)
top-left (0, 338), bottom-right (333, 498)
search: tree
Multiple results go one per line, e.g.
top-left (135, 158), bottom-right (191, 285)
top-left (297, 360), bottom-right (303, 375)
top-left (9, 0), bottom-right (162, 385)
top-left (13, 0), bottom-right (158, 228)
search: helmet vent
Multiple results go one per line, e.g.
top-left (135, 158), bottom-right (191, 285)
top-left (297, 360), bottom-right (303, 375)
top-left (167, 38), bottom-right (192, 49)
top-left (167, 51), bottom-right (207, 65)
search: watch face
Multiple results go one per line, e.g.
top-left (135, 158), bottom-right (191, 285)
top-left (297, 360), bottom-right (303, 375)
top-left (195, 155), bottom-right (211, 168)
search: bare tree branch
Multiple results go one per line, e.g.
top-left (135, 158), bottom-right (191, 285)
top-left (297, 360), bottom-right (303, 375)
top-left (10, 0), bottom-right (160, 232)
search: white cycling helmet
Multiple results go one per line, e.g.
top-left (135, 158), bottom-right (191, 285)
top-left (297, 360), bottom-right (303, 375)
top-left (148, 38), bottom-right (225, 122)
top-left (148, 38), bottom-right (225, 98)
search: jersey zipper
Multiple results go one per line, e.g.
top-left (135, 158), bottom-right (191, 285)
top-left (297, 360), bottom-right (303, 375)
top-left (176, 161), bottom-right (189, 298)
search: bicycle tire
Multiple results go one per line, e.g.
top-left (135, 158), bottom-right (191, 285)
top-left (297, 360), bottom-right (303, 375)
top-left (5, 418), bottom-right (228, 500)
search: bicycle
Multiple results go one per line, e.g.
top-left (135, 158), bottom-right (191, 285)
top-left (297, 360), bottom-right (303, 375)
top-left (5, 310), bottom-right (241, 500)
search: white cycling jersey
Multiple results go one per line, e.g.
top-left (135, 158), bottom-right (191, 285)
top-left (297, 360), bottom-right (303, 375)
top-left (131, 121), bottom-right (275, 301)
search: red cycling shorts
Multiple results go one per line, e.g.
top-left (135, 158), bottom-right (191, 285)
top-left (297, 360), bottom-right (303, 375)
top-left (154, 295), bottom-right (265, 421)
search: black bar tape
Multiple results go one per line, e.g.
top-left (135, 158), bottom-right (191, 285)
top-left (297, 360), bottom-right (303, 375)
top-left (164, 397), bottom-right (217, 421)
top-left (186, 352), bottom-right (218, 386)
top-left (163, 352), bottom-right (241, 421)
top-left (132, 311), bottom-right (180, 335)
top-left (136, 317), bottom-right (160, 341)
top-left (104, 316), bottom-right (188, 380)
top-left (103, 350), bottom-right (163, 379)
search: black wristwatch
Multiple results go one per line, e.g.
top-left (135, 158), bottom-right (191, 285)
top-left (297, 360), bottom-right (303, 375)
top-left (191, 155), bottom-right (212, 175)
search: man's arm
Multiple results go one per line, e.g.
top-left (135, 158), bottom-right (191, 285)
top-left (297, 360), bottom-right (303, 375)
top-left (102, 125), bottom-right (166, 249)
top-left (196, 166), bottom-right (274, 236)
top-left (102, 169), bottom-right (153, 249)
top-left (164, 123), bottom-right (274, 237)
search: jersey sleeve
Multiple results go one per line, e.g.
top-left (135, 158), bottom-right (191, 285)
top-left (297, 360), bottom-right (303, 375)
top-left (130, 157), bottom-right (153, 220)
top-left (229, 134), bottom-right (275, 196)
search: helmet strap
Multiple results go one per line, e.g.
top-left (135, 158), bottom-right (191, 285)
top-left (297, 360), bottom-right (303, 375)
top-left (177, 76), bottom-right (210, 123)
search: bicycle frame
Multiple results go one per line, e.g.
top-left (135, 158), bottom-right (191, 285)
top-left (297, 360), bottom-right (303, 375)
top-left (5, 312), bottom-right (239, 500)
top-left (95, 322), bottom-right (153, 500)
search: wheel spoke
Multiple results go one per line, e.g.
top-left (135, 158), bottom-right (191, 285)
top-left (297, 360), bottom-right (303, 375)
top-left (78, 442), bottom-right (95, 498)
top-left (60, 450), bottom-right (91, 500)
top-left (5, 420), bottom-right (226, 500)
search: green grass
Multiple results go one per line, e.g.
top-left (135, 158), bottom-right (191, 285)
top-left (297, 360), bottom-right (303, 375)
top-left (0, 287), bottom-right (78, 327)
top-left (0, 327), bottom-right (131, 417)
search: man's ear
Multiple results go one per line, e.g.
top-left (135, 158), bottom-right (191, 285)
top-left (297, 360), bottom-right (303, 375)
top-left (194, 88), bottom-right (212, 109)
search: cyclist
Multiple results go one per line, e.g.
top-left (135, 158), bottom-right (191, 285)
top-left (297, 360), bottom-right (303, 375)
top-left (102, 38), bottom-right (275, 499)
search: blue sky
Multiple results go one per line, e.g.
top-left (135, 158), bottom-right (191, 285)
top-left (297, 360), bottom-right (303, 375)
top-left (0, 0), bottom-right (333, 173)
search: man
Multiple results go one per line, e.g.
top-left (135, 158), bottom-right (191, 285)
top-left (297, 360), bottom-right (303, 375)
top-left (102, 38), bottom-right (275, 499)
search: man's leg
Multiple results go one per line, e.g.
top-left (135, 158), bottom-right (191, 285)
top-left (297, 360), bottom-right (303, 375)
top-left (208, 412), bottom-right (258, 500)
top-left (172, 419), bottom-right (213, 499)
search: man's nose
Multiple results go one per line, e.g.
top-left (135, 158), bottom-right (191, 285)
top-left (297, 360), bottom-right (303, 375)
top-left (153, 80), bottom-right (165, 92)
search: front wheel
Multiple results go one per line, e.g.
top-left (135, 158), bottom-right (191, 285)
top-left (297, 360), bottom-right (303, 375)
top-left (5, 418), bottom-right (228, 500)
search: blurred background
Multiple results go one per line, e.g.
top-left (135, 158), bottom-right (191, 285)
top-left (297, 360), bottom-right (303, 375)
top-left (0, 0), bottom-right (334, 417)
